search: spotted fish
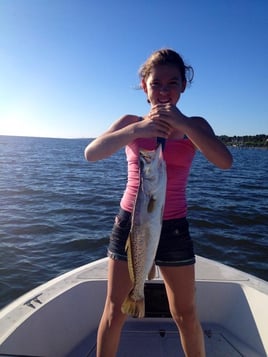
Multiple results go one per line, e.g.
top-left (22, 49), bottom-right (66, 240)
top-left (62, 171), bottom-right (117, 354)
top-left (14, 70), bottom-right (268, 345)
top-left (121, 143), bottom-right (167, 318)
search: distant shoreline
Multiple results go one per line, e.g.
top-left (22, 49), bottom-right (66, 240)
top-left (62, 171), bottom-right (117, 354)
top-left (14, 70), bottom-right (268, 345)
top-left (218, 134), bottom-right (268, 148)
top-left (1, 134), bottom-right (268, 148)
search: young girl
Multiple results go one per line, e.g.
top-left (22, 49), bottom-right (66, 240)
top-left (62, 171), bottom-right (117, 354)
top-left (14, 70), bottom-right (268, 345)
top-left (84, 48), bottom-right (233, 357)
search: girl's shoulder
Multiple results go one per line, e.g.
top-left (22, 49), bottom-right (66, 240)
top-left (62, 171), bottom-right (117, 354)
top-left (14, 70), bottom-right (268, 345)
top-left (188, 116), bottom-right (214, 133)
top-left (121, 114), bottom-right (141, 123)
top-left (114, 114), bottom-right (141, 130)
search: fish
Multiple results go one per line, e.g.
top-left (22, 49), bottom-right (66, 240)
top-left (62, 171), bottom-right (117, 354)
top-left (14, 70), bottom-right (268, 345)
top-left (121, 143), bottom-right (167, 318)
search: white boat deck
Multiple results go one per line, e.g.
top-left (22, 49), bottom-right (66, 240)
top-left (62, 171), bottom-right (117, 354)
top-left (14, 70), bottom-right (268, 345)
top-left (0, 256), bottom-right (267, 357)
top-left (70, 320), bottom-right (262, 357)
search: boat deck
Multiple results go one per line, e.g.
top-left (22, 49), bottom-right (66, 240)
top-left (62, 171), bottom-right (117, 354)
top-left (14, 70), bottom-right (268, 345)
top-left (70, 257), bottom-right (267, 357)
top-left (71, 320), bottom-right (260, 357)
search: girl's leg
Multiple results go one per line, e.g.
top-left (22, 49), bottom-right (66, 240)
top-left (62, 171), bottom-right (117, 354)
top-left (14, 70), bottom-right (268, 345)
top-left (97, 258), bottom-right (132, 357)
top-left (160, 264), bottom-right (205, 357)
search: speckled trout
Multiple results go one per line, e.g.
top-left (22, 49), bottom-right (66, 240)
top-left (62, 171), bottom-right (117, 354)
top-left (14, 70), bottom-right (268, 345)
top-left (121, 143), bottom-right (167, 318)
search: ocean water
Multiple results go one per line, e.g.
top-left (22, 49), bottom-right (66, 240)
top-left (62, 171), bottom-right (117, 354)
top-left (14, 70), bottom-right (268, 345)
top-left (0, 135), bottom-right (267, 309)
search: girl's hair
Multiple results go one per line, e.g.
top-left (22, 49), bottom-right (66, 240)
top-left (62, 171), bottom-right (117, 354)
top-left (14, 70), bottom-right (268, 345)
top-left (139, 48), bottom-right (194, 86)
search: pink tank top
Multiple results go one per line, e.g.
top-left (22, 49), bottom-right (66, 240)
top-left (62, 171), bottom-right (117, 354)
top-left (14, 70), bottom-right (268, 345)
top-left (120, 137), bottom-right (196, 220)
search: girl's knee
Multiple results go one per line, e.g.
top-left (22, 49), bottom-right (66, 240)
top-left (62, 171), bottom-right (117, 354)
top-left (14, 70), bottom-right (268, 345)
top-left (171, 304), bottom-right (198, 329)
top-left (104, 300), bottom-right (127, 327)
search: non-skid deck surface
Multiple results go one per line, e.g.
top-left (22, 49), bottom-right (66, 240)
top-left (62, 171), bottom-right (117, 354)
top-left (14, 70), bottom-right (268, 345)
top-left (83, 321), bottom-right (253, 357)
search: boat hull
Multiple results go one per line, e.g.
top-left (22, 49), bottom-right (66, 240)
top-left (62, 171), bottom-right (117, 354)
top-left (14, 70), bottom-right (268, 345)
top-left (0, 256), bottom-right (267, 356)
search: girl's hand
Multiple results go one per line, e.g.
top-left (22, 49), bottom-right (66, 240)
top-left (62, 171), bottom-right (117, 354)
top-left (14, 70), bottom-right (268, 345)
top-left (135, 114), bottom-right (172, 139)
top-left (148, 104), bottom-right (187, 131)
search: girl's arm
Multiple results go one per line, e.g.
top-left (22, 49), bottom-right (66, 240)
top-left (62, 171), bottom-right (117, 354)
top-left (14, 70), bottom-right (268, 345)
top-left (149, 104), bottom-right (233, 169)
top-left (84, 115), bottom-right (138, 162)
top-left (182, 116), bottom-right (233, 169)
top-left (84, 114), bottom-right (171, 162)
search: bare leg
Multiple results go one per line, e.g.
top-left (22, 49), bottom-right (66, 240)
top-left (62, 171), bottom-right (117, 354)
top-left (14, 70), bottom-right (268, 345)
top-left (96, 258), bottom-right (132, 357)
top-left (160, 265), bottom-right (205, 357)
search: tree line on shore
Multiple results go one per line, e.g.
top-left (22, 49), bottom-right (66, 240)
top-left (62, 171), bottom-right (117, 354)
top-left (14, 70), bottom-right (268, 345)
top-left (218, 134), bottom-right (268, 148)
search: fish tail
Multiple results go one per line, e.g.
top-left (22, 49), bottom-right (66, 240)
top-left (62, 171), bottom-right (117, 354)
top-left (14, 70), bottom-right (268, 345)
top-left (121, 295), bottom-right (145, 318)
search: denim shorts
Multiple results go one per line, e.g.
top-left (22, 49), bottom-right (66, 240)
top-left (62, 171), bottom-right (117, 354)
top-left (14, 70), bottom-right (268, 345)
top-left (107, 208), bottom-right (195, 267)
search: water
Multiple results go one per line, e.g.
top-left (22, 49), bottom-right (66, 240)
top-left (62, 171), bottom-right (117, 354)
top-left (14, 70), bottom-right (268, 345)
top-left (0, 135), bottom-right (267, 309)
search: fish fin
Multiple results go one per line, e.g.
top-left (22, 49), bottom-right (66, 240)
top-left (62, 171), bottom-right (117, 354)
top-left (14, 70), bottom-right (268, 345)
top-left (121, 296), bottom-right (145, 318)
top-left (147, 197), bottom-right (156, 212)
top-left (125, 235), bottom-right (135, 283)
top-left (148, 263), bottom-right (156, 280)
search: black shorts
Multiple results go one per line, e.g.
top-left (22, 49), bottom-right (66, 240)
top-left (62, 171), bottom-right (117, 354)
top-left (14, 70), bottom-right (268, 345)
top-left (107, 208), bottom-right (195, 267)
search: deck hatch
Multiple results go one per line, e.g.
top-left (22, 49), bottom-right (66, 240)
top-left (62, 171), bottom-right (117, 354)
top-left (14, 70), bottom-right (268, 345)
top-left (144, 283), bottom-right (171, 318)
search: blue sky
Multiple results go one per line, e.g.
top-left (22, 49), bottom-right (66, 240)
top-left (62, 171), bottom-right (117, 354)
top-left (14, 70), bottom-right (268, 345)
top-left (0, 0), bottom-right (267, 138)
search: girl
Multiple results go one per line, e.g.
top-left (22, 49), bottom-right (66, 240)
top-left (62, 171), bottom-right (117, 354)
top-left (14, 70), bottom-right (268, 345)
top-left (84, 48), bottom-right (233, 357)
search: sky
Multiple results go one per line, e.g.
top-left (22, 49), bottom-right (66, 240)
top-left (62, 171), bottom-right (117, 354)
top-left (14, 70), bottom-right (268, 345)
top-left (0, 0), bottom-right (267, 138)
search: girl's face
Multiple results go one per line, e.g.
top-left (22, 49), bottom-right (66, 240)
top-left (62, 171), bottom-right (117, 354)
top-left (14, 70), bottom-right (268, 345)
top-left (142, 64), bottom-right (186, 106)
